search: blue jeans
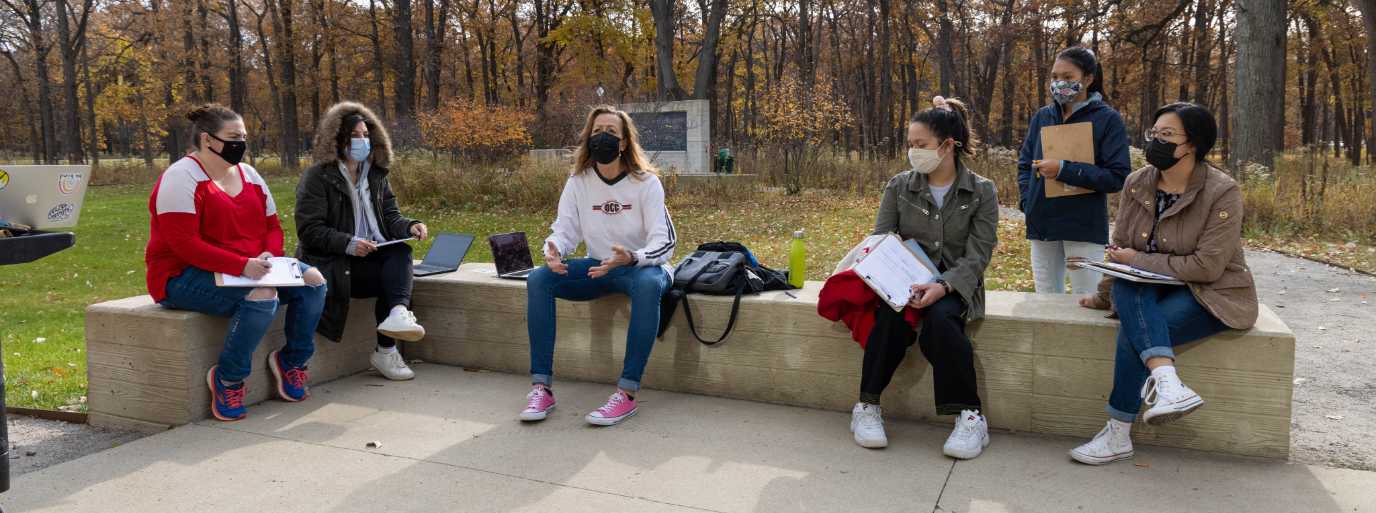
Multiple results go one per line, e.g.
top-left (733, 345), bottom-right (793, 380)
top-left (527, 258), bottom-right (671, 392)
top-left (160, 266), bottom-right (328, 382)
top-left (1106, 280), bottom-right (1229, 422)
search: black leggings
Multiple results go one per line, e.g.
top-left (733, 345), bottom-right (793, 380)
top-left (859, 294), bottom-right (982, 415)
top-left (349, 242), bottom-right (415, 348)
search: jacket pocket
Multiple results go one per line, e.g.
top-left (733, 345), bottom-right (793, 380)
top-left (1208, 265), bottom-right (1254, 290)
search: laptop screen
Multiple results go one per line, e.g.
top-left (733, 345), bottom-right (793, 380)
top-left (489, 232), bottom-right (535, 275)
top-left (420, 233), bottom-right (475, 269)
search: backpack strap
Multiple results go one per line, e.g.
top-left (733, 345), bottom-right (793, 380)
top-left (678, 267), bottom-right (747, 346)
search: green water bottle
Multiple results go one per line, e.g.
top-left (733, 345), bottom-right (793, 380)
top-left (789, 229), bottom-right (807, 289)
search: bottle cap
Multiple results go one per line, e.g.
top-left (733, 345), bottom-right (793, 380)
top-left (793, 230), bottom-right (805, 238)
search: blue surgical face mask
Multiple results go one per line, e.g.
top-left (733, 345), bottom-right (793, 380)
top-left (348, 137), bottom-right (371, 162)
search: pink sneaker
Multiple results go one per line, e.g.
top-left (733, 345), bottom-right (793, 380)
top-left (585, 390), bottom-right (637, 426)
top-left (519, 385), bottom-right (556, 422)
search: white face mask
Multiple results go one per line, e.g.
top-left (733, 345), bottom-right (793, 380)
top-left (908, 147), bottom-right (942, 175)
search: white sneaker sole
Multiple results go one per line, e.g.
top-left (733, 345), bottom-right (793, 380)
top-left (1069, 447), bottom-right (1135, 466)
top-left (378, 324), bottom-right (426, 342)
top-left (943, 433), bottom-right (991, 460)
top-left (370, 355), bottom-right (416, 381)
top-left (520, 405), bottom-right (554, 422)
top-left (586, 407), bottom-right (637, 426)
top-left (853, 433), bottom-right (888, 449)
top-left (1143, 395), bottom-right (1204, 426)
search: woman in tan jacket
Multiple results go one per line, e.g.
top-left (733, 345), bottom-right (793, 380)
top-left (1071, 102), bottom-right (1258, 465)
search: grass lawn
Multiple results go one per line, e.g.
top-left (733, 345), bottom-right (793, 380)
top-left (1, 178), bottom-right (1033, 411)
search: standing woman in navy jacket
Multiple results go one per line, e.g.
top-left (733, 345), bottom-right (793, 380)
top-left (1017, 47), bottom-right (1133, 294)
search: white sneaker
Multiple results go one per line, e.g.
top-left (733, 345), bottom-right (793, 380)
top-left (1141, 371), bottom-right (1203, 425)
top-left (1069, 420), bottom-right (1135, 465)
top-left (942, 410), bottom-right (989, 459)
top-left (850, 403), bottom-right (888, 449)
top-left (370, 349), bottom-right (415, 381)
top-left (378, 307), bottom-right (425, 342)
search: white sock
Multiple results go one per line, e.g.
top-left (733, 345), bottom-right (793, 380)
top-left (390, 305), bottom-right (408, 316)
top-left (1150, 365), bottom-right (1178, 380)
top-left (376, 345), bottom-right (399, 354)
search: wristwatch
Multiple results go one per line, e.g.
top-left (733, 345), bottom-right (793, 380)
top-left (935, 279), bottom-right (953, 294)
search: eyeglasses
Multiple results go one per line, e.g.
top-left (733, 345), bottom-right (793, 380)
top-left (1144, 128), bottom-right (1184, 143)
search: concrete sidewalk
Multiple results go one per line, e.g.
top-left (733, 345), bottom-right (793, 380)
top-left (5, 365), bottom-right (1373, 513)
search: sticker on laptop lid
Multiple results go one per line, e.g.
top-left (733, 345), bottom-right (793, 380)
top-left (58, 173), bottom-right (83, 195)
top-left (0, 170), bottom-right (9, 191)
top-left (48, 203), bottom-right (75, 222)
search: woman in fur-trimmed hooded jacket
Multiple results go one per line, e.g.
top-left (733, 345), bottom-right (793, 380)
top-left (295, 102), bottom-right (429, 381)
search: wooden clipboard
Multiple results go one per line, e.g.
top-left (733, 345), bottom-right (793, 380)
top-left (1040, 122), bottom-right (1095, 198)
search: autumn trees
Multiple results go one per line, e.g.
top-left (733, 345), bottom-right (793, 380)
top-left (0, 1), bottom-right (1372, 172)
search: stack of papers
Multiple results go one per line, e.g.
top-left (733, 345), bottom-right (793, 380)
top-left (1069, 258), bottom-right (1184, 285)
top-left (850, 234), bottom-right (941, 311)
top-left (216, 257), bottom-right (306, 287)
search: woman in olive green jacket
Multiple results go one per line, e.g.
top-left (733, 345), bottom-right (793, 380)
top-left (850, 97), bottom-right (999, 461)
top-left (1071, 102), bottom-right (1258, 466)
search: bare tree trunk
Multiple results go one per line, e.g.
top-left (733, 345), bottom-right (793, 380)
top-left (267, 0), bottom-right (301, 170)
top-left (2, 49), bottom-right (44, 163)
top-left (1190, 0), bottom-right (1215, 102)
top-left (691, 0), bottom-right (729, 99)
top-left (1355, 0), bottom-right (1376, 165)
top-left (425, 0), bottom-right (451, 111)
top-left (649, 0), bottom-right (687, 100)
top-left (82, 43), bottom-right (99, 166)
top-left (227, 0), bottom-right (247, 113)
top-left (1300, 16), bottom-right (1318, 146)
top-left (391, 0), bottom-right (418, 129)
top-left (935, 0), bottom-right (957, 97)
top-left (1230, 0), bottom-right (1286, 171)
top-left (368, 0), bottom-right (390, 119)
top-left (56, 0), bottom-right (94, 163)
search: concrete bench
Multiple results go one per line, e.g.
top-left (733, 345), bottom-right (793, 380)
top-left (85, 296), bottom-right (379, 432)
top-left (409, 263), bottom-right (1295, 459)
top-left (86, 263), bottom-right (1295, 458)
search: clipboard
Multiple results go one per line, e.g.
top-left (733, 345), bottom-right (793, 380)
top-left (215, 257), bottom-right (306, 287)
top-left (1040, 122), bottom-right (1095, 198)
top-left (851, 234), bottom-right (939, 311)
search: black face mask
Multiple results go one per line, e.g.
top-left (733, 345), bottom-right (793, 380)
top-left (1145, 137), bottom-right (1182, 171)
top-left (206, 132), bottom-right (247, 166)
top-left (588, 132), bottom-right (622, 165)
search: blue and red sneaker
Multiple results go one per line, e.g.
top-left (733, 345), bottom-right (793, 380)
top-left (268, 350), bottom-right (310, 402)
top-left (206, 366), bottom-right (247, 421)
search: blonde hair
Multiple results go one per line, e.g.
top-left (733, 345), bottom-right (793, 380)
top-left (571, 105), bottom-right (657, 178)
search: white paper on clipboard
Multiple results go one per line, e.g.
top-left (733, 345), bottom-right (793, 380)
top-left (851, 234), bottom-right (938, 311)
top-left (216, 257), bottom-right (306, 287)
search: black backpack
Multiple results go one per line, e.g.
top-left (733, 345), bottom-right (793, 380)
top-left (659, 241), bottom-right (797, 345)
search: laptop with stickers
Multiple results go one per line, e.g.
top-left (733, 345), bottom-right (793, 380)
top-left (0, 165), bottom-right (91, 230)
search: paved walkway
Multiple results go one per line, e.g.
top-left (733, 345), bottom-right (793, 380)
top-left (5, 366), bottom-right (1374, 513)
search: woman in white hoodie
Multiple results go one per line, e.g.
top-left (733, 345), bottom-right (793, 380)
top-left (518, 105), bottom-right (677, 427)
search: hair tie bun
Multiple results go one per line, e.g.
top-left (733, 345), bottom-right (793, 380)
top-left (932, 96), bottom-right (952, 112)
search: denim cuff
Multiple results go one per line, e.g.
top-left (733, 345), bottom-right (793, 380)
top-left (1106, 404), bottom-right (1138, 423)
top-left (617, 378), bottom-right (641, 392)
top-left (531, 374), bottom-right (552, 387)
top-left (1138, 346), bottom-right (1176, 364)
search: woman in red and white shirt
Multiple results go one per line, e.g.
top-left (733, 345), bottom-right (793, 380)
top-left (145, 104), bottom-right (327, 421)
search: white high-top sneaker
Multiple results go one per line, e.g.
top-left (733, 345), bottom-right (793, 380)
top-left (942, 410), bottom-right (990, 459)
top-left (378, 306), bottom-right (426, 342)
top-left (850, 403), bottom-right (888, 449)
top-left (1070, 420), bottom-right (1135, 465)
top-left (370, 348), bottom-right (415, 381)
top-left (1141, 367), bottom-right (1203, 425)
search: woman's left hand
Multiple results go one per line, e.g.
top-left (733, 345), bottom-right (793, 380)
top-left (1107, 246), bottom-right (1138, 264)
top-left (589, 245), bottom-right (635, 278)
top-left (410, 223), bottom-right (429, 241)
top-left (907, 282), bottom-right (947, 309)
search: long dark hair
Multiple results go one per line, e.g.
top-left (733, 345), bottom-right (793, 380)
top-left (910, 97), bottom-right (978, 166)
top-left (335, 112), bottom-right (374, 162)
top-left (1055, 46), bottom-right (1106, 99)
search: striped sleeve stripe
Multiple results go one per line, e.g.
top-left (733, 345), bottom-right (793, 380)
top-left (644, 211), bottom-right (678, 258)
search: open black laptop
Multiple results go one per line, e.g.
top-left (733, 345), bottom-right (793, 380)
top-left (489, 232), bottom-right (538, 280)
top-left (413, 232), bottom-right (475, 277)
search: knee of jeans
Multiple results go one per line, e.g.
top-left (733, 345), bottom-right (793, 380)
top-left (247, 287), bottom-right (278, 301)
top-left (527, 267), bottom-right (556, 292)
top-left (1110, 280), bottom-right (1140, 304)
top-left (629, 270), bottom-right (668, 299)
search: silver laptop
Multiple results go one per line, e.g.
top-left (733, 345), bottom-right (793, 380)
top-left (0, 165), bottom-right (91, 230)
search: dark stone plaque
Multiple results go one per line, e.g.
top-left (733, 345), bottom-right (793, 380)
top-left (628, 111), bottom-right (688, 152)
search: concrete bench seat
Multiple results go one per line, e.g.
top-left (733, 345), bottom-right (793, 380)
top-left (85, 296), bottom-right (380, 432)
top-left (87, 262), bottom-right (1295, 458)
